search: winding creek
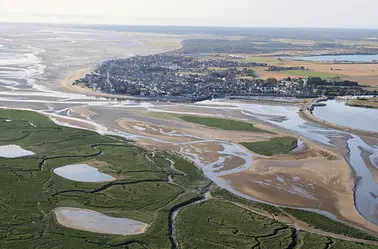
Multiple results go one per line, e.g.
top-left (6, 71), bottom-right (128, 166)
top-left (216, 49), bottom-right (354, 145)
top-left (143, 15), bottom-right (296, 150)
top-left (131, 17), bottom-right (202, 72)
top-left (1, 24), bottom-right (378, 244)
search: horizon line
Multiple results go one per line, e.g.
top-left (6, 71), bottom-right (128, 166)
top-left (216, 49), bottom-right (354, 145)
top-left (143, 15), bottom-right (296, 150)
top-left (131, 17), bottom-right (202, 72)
top-left (1, 20), bottom-right (378, 31)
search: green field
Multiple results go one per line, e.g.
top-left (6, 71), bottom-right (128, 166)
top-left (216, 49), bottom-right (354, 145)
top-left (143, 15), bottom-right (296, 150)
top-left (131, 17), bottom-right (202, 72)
top-left (242, 55), bottom-right (282, 64)
top-left (282, 69), bottom-right (339, 78)
top-left (241, 136), bottom-right (298, 156)
top-left (1, 109), bottom-right (377, 248)
top-left (180, 116), bottom-right (275, 134)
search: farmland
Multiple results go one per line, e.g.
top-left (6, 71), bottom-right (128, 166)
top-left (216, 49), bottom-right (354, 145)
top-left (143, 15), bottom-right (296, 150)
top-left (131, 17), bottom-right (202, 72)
top-left (281, 70), bottom-right (339, 78)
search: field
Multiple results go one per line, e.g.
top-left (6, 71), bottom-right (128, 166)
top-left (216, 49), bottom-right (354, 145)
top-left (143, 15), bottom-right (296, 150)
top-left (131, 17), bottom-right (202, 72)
top-left (1, 109), bottom-right (378, 248)
top-left (180, 116), bottom-right (275, 134)
top-left (281, 69), bottom-right (339, 78)
top-left (240, 136), bottom-right (298, 156)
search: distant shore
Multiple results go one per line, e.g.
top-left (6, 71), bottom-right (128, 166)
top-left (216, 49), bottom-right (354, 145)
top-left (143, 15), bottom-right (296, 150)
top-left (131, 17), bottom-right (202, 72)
top-left (345, 98), bottom-right (378, 109)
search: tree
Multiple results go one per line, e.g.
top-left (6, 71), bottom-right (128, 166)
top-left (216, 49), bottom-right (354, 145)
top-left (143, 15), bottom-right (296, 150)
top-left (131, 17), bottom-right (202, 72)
top-left (266, 78), bottom-right (278, 86)
top-left (298, 78), bottom-right (304, 88)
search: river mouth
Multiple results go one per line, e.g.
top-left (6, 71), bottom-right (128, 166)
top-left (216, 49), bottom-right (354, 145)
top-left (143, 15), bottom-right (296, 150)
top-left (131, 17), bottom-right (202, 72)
top-left (0, 144), bottom-right (35, 158)
top-left (53, 164), bottom-right (115, 183)
top-left (54, 207), bottom-right (148, 235)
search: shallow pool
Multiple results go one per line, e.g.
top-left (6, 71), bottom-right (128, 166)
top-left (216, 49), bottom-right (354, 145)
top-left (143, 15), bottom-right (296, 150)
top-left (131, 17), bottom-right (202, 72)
top-left (53, 164), bottom-right (115, 182)
top-left (0, 145), bottom-right (35, 158)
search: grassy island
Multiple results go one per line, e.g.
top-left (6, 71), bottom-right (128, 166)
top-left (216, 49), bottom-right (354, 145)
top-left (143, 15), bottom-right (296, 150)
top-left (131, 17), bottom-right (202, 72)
top-left (241, 136), bottom-right (298, 156)
top-left (180, 116), bottom-right (275, 134)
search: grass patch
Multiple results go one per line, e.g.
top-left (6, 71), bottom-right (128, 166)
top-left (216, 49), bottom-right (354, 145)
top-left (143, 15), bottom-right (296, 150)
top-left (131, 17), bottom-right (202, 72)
top-left (180, 116), bottom-right (275, 134)
top-left (283, 208), bottom-right (378, 242)
top-left (143, 111), bottom-right (177, 119)
top-left (297, 231), bottom-right (378, 249)
top-left (242, 55), bottom-right (281, 64)
top-left (176, 199), bottom-right (293, 249)
top-left (241, 136), bottom-right (297, 156)
top-left (163, 153), bottom-right (211, 190)
top-left (282, 69), bottom-right (338, 78)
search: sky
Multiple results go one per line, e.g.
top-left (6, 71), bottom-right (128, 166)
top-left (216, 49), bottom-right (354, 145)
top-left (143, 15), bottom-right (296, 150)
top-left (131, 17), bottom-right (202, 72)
top-left (1, 0), bottom-right (378, 29)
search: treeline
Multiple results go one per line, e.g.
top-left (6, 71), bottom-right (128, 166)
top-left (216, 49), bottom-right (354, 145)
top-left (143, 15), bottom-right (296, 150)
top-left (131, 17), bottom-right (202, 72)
top-left (307, 77), bottom-right (359, 87)
top-left (267, 66), bottom-right (306, 71)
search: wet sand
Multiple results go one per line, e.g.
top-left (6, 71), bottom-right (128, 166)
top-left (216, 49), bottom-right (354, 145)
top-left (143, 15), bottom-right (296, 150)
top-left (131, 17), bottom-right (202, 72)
top-left (222, 148), bottom-right (378, 233)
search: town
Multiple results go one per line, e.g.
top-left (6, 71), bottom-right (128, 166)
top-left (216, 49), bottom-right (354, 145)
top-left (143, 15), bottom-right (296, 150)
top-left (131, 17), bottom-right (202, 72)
top-left (74, 54), bottom-right (375, 101)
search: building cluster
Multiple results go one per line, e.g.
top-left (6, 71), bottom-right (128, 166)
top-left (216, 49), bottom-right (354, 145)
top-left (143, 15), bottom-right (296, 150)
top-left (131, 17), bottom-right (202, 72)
top-left (74, 54), bottom-right (374, 101)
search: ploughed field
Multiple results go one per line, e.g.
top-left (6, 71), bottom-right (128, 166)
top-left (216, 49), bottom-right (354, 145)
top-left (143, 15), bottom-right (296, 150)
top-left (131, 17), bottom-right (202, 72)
top-left (1, 109), bottom-right (378, 249)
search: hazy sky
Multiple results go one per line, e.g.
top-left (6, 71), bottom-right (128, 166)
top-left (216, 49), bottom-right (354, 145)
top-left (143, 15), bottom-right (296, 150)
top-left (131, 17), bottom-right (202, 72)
top-left (1, 0), bottom-right (378, 28)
